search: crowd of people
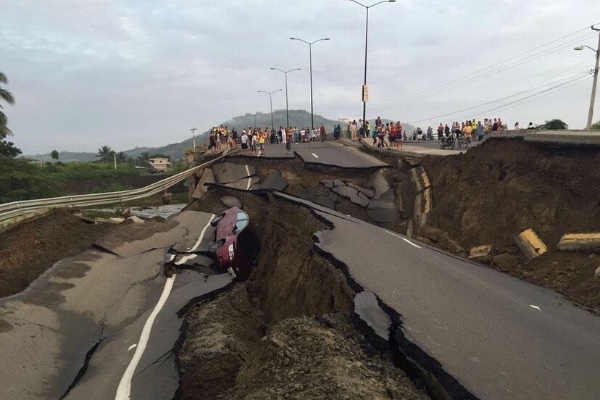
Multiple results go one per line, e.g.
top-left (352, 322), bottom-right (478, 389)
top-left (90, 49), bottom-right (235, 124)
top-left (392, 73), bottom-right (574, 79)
top-left (207, 116), bottom-right (535, 154)
top-left (207, 124), bottom-right (331, 155)
top-left (344, 116), bottom-right (537, 147)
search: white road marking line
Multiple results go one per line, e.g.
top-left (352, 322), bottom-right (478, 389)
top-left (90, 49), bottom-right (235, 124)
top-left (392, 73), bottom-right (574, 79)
top-left (178, 217), bottom-right (214, 265)
top-left (402, 238), bottom-right (422, 249)
top-left (385, 230), bottom-right (422, 248)
top-left (311, 153), bottom-right (319, 158)
top-left (127, 344), bottom-right (137, 351)
top-left (245, 165), bottom-right (252, 190)
top-left (115, 275), bottom-right (176, 400)
top-left (530, 305), bottom-right (542, 311)
top-left (116, 217), bottom-right (214, 398)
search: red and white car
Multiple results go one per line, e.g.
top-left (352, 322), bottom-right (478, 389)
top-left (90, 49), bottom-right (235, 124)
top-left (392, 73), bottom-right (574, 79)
top-left (209, 207), bottom-right (260, 278)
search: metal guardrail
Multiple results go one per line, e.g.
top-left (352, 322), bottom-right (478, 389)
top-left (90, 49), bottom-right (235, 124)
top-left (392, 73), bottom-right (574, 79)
top-left (0, 150), bottom-right (232, 231)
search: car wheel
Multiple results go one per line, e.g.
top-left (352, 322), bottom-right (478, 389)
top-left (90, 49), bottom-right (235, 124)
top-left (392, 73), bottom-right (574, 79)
top-left (210, 214), bottom-right (224, 227)
top-left (208, 240), bottom-right (224, 253)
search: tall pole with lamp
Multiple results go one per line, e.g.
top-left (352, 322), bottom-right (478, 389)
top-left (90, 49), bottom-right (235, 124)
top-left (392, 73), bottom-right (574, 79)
top-left (190, 127), bottom-right (197, 150)
top-left (344, 0), bottom-right (396, 130)
top-left (574, 25), bottom-right (600, 130)
top-left (258, 89), bottom-right (283, 130)
top-left (270, 67), bottom-right (301, 128)
top-left (290, 37), bottom-right (330, 130)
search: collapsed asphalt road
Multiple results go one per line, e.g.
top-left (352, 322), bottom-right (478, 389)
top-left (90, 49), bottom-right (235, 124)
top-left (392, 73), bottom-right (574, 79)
top-left (0, 210), bottom-right (235, 399)
top-left (2, 140), bottom-right (600, 399)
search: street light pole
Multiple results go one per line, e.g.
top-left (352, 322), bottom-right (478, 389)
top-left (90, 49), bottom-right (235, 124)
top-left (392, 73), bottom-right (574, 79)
top-left (344, 0), bottom-right (396, 129)
top-left (270, 67), bottom-right (301, 128)
top-left (190, 127), bottom-right (197, 150)
top-left (575, 26), bottom-right (600, 130)
top-left (290, 37), bottom-right (330, 130)
top-left (258, 89), bottom-right (283, 130)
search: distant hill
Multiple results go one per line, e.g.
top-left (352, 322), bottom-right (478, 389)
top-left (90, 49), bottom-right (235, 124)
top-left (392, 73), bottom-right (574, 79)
top-left (26, 110), bottom-right (413, 162)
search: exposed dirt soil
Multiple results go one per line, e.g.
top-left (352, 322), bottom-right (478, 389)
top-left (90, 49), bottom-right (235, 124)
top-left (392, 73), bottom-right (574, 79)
top-left (0, 210), bottom-right (115, 297)
top-left (179, 191), bottom-right (428, 399)
top-left (421, 139), bottom-right (600, 313)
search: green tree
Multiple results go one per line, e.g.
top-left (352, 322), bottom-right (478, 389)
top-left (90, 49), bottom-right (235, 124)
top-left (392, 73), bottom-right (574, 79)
top-left (51, 150), bottom-right (59, 160)
top-left (0, 71), bottom-right (21, 157)
top-left (591, 120), bottom-right (600, 130)
top-left (539, 119), bottom-right (568, 130)
top-left (115, 152), bottom-right (127, 163)
top-left (96, 145), bottom-right (114, 162)
top-left (0, 156), bottom-right (56, 202)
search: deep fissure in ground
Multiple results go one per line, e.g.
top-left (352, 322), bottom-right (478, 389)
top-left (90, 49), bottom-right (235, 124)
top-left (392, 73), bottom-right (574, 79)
top-left (177, 189), bottom-right (430, 399)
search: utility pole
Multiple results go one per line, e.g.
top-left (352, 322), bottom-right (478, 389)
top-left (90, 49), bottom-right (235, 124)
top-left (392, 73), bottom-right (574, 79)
top-left (113, 152), bottom-right (117, 170)
top-left (588, 26), bottom-right (600, 130)
top-left (190, 128), bottom-right (197, 150)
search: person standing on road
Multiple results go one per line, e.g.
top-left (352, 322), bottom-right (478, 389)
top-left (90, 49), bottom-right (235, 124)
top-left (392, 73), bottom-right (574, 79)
top-left (476, 121), bottom-right (484, 141)
top-left (258, 129), bottom-right (266, 156)
top-left (240, 130), bottom-right (248, 151)
top-left (333, 124), bottom-right (341, 140)
top-left (319, 124), bottom-right (326, 142)
top-left (251, 131), bottom-right (257, 154)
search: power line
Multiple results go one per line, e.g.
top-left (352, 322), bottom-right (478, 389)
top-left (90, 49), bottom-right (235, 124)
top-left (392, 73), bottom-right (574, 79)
top-left (408, 72), bottom-right (591, 124)
top-left (380, 33), bottom-right (595, 112)
top-left (377, 25), bottom-right (598, 111)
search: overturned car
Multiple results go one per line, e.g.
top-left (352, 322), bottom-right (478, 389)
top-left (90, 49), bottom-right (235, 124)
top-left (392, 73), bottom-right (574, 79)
top-left (209, 207), bottom-right (260, 279)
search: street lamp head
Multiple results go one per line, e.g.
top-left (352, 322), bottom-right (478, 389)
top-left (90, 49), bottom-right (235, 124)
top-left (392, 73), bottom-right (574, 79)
top-left (574, 46), bottom-right (585, 51)
top-left (389, 0), bottom-right (396, 2)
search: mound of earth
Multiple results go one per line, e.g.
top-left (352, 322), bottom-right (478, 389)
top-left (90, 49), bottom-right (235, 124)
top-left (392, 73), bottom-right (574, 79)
top-left (421, 139), bottom-right (600, 313)
top-left (0, 209), bottom-right (116, 297)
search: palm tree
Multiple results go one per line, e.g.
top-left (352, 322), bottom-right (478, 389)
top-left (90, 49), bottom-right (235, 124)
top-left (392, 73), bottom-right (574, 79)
top-left (0, 71), bottom-right (15, 137)
top-left (97, 145), bottom-right (114, 162)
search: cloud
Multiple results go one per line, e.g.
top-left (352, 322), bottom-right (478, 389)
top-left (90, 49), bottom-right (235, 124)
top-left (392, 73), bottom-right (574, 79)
top-left (1, 0), bottom-right (599, 153)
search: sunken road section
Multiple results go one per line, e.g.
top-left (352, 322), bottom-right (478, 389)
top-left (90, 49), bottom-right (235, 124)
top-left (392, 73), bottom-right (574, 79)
top-left (177, 189), bottom-right (431, 400)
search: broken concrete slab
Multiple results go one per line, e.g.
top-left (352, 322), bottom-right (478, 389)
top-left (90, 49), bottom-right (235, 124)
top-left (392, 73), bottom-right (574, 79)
top-left (314, 195), bottom-right (335, 210)
top-left (557, 233), bottom-right (600, 252)
top-left (469, 245), bottom-right (493, 259)
top-left (367, 201), bottom-right (399, 225)
top-left (595, 266), bottom-right (600, 279)
top-left (95, 211), bottom-right (213, 257)
top-left (321, 180), bottom-right (335, 189)
top-left (332, 186), bottom-right (369, 207)
top-left (377, 189), bottom-right (396, 203)
top-left (213, 162), bottom-right (256, 184)
top-left (225, 176), bottom-right (260, 190)
top-left (221, 196), bottom-right (242, 208)
top-left (253, 170), bottom-right (289, 191)
top-left (192, 168), bottom-right (215, 199)
top-left (346, 182), bottom-right (374, 199)
top-left (515, 229), bottom-right (547, 261)
top-left (364, 170), bottom-right (391, 199)
top-left (172, 253), bottom-right (215, 268)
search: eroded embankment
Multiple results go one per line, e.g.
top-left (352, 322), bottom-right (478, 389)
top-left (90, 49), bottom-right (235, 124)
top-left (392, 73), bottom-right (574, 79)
top-left (176, 189), bottom-right (430, 400)
top-left (421, 139), bottom-right (600, 313)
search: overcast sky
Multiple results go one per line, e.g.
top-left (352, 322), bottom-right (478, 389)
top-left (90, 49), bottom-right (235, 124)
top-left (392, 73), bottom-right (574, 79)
top-left (2, 0), bottom-right (600, 154)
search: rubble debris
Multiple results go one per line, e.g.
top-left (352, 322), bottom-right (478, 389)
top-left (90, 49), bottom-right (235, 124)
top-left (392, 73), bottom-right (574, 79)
top-left (192, 168), bottom-right (215, 199)
top-left (514, 229), bottom-right (547, 261)
top-left (469, 245), bottom-right (493, 259)
top-left (557, 233), bottom-right (600, 252)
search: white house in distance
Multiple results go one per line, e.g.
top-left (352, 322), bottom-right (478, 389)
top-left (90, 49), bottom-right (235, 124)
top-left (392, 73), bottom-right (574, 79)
top-left (148, 157), bottom-right (171, 171)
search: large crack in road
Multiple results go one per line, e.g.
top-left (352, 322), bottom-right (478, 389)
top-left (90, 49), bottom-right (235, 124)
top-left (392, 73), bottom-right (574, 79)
top-left (178, 189), bottom-right (430, 399)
